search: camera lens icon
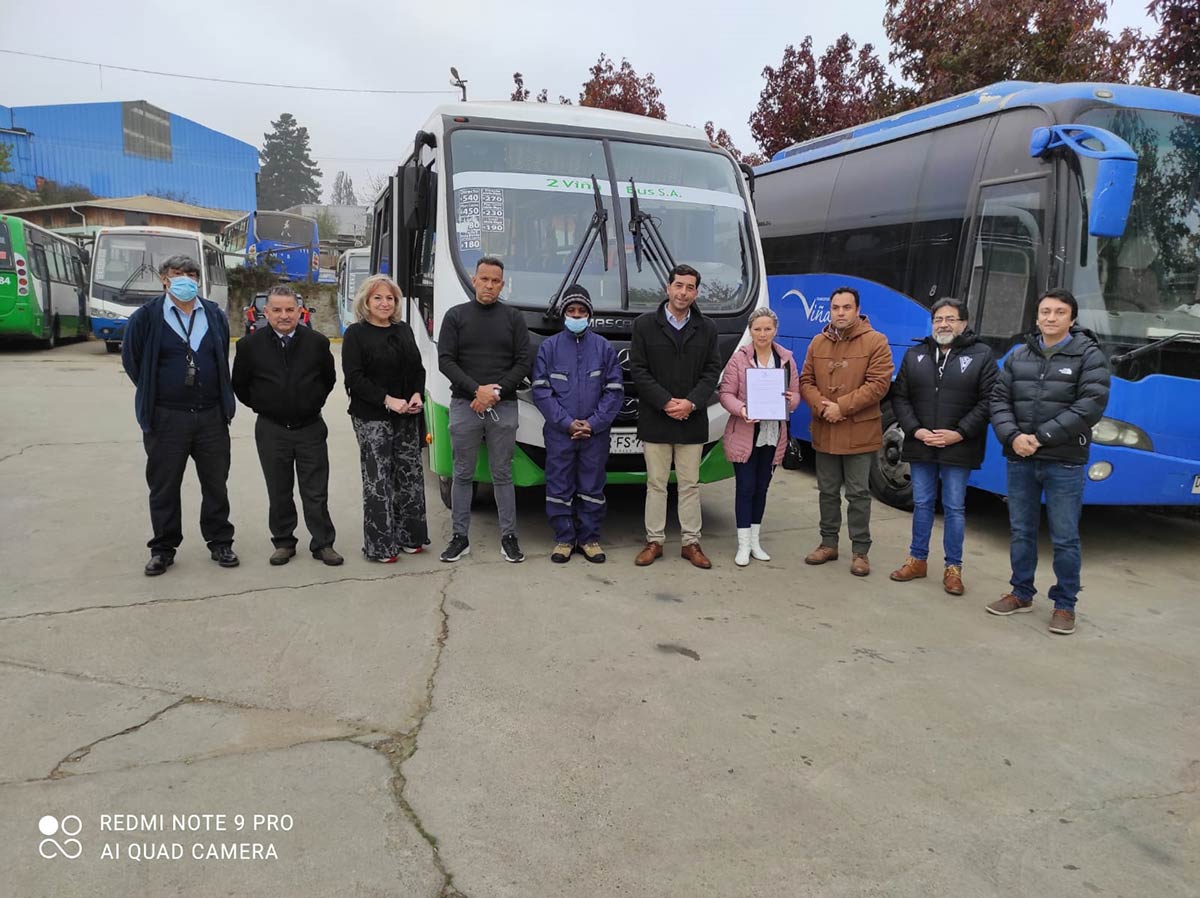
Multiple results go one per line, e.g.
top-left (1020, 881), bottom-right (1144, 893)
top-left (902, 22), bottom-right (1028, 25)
top-left (38, 815), bottom-right (83, 859)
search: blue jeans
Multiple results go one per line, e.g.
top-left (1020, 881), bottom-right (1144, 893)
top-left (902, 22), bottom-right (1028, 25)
top-left (908, 462), bottom-right (970, 567)
top-left (733, 444), bottom-right (776, 528)
top-left (1006, 459), bottom-right (1085, 610)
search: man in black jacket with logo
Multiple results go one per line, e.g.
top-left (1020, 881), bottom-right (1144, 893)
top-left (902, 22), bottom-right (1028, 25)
top-left (987, 288), bottom-right (1111, 635)
top-left (232, 286), bottom-right (341, 566)
top-left (889, 299), bottom-right (998, 595)
top-left (629, 264), bottom-right (723, 569)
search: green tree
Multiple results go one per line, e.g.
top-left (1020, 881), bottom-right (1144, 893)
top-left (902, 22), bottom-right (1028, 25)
top-left (314, 207), bottom-right (340, 242)
top-left (0, 142), bottom-right (12, 175)
top-left (330, 171), bottom-right (357, 205)
top-left (258, 113), bottom-right (323, 210)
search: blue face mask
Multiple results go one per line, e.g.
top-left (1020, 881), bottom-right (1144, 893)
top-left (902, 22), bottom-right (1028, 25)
top-left (167, 276), bottom-right (198, 302)
top-left (564, 315), bottom-right (589, 335)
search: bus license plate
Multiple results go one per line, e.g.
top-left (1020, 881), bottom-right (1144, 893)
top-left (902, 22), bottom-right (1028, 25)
top-left (610, 432), bottom-right (642, 455)
top-left (1193, 474), bottom-right (1200, 494)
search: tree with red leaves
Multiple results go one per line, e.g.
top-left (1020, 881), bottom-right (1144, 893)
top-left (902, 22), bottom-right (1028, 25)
top-left (883, 0), bottom-right (1142, 103)
top-left (703, 122), bottom-right (765, 166)
top-left (749, 35), bottom-right (909, 161)
top-left (1143, 0), bottom-right (1200, 93)
top-left (578, 54), bottom-right (666, 119)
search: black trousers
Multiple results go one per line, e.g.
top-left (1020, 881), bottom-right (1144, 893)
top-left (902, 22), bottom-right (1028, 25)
top-left (255, 416), bottom-right (336, 552)
top-left (143, 406), bottom-right (234, 555)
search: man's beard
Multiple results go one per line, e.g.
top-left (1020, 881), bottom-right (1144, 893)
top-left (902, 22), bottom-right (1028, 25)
top-left (933, 331), bottom-right (955, 346)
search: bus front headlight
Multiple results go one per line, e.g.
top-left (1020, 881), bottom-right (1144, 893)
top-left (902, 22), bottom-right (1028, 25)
top-left (1091, 417), bottom-right (1153, 451)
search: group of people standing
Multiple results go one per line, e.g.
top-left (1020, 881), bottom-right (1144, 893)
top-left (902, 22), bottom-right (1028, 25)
top-left (121, 254), bottom-right (1110, 635)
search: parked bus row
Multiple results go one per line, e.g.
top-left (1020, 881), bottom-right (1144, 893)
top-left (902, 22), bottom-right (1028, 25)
top-left (368, 84), bottom-right (1199, 511)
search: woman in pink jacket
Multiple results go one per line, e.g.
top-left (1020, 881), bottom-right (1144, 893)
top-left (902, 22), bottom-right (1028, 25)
top-left (719, 308), bottom-right (801, 566)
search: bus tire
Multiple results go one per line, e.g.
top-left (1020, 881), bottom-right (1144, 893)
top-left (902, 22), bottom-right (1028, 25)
top-left (869, 403), bottom-right (913, 511)
top-left (105, 341), bottom-right (122, 354)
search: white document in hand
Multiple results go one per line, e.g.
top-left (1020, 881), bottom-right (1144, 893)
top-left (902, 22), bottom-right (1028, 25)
top-left (745, 367), bottom-right (787, 420)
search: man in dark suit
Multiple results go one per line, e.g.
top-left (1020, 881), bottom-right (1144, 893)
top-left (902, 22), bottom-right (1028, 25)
top-left (122, 255), bottom-right (238, 576)
top-left (232, 286), bottom-right (341, 566)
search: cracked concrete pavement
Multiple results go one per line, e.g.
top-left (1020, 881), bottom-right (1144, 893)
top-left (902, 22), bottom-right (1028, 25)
top-left (2, 340), bottom-right (1198, 897)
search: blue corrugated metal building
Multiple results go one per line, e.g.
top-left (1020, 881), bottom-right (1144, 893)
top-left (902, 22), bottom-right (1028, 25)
top-left (0, 100), bottom-right (258, 211)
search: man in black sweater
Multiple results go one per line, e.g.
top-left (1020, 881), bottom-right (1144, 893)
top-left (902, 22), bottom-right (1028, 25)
top-left (437, 256), bottom-right (532, 563)
top-left (232, 286), bottom-right (341, 565)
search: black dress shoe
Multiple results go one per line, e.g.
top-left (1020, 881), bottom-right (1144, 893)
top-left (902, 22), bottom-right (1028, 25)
top-left (210, 546), bottom-right (240, 568)
top-left (144, 554), bottom-right (174, 577)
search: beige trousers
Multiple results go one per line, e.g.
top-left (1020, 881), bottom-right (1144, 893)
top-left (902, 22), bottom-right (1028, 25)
top-left (643, 442), bottom-right (703, 545)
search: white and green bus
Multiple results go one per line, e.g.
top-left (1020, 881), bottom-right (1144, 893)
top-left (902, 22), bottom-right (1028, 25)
top-left (335, 246), bottom-right (371, 335)
top-left (370, 101), bottom-right (766, 506)
top-left (89, 226), bottom-right (229, 353)
top-left (0, 215), bottom-right (89, 348)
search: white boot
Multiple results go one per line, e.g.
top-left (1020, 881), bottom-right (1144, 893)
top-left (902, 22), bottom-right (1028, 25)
top-left (735, 528), bottom-right (751, 567)
top-left (749, 523), bottom-right (770, 561)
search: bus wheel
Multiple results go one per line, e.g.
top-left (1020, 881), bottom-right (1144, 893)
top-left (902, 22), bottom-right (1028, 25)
top-left (869, 405), bottom-right (913, 510)
top-left (105, 341), bottom-right (122, 354)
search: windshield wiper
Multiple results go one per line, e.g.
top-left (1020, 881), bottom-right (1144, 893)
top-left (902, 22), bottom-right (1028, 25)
top-left (627, 178), bottom-right (678, 292)
top-left (1110, 331), bottom-right (1200, 365)
top-left (117, 261), bottom-right (158, 298)
top-left (547, 173), bottom-right (609, 316)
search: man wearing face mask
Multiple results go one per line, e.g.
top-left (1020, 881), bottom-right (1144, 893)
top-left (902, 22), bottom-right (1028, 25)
top-left (888, 298), bottom-right (998, 595)
top-left (121, 255), bottom-right (238, 575)
top-left (531, 285), bottom-right (624, 563)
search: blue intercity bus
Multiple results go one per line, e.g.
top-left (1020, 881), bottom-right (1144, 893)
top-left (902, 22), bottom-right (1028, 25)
top-left (756, 81), bottom-right (1200, 508)
top-left (219, 210), bottom-right (319, 283)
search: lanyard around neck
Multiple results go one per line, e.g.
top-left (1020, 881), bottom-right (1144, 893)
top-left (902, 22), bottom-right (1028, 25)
top-left (170, 305), bottom-right (197, 351)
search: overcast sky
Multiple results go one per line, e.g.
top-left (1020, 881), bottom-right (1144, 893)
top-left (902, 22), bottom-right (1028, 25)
top-left (0, 0), bottom-right (1157, 205)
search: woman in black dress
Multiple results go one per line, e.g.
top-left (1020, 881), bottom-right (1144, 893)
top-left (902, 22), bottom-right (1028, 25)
top-left (341, 275), bottom-right (429, 562)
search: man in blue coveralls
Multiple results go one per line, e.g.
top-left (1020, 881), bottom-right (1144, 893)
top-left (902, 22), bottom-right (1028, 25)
top-left (531, 285), bottom-right (624, 563)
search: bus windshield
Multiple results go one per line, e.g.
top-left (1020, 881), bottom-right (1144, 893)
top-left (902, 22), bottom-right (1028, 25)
top-left (1073, 107), bottom-right (1200, 340)
top-left (256, 213), bottom-right (315, 245)
top-left (93, 233), bottom-right (198, 295)
top-left (448, 128), bottom-right (753, 313)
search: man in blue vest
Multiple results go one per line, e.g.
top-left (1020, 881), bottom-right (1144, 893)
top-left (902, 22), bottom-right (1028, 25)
top-left (531, 285), bottom-right (623, 563)
top-left (122, 255), bottom-right (238, 576)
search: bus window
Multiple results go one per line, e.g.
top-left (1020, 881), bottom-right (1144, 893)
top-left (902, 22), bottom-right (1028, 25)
top-left (823, 134), bottom-right (930, 293)
top-left (759, 156), bottom-right (839, 276)
top-left (967, 180), bottom-right (1046, 339)
top-left (908, 119), bottom-right (989, 305)
top-left (0, 220), bottom-right (12, 269)
top-left (30, 245), bottom-right (48, 283)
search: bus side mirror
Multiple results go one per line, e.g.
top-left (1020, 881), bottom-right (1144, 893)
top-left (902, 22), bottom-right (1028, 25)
top-left (739, 162), bottom-right (755, 203)
top-left (1030, 124), bottom-right (1137, 239)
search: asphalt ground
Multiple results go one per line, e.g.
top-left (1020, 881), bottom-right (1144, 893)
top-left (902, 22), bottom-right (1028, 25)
top-left (1, 338), bottom-right (1197, 898)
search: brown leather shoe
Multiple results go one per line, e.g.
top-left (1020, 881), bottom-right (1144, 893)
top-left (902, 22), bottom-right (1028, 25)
top-left (635, 542), bottom-right (663, 566)
top-left (943, 565), bottom-right (964, 595)
top-left (1049, 609), bottom-right (1076, 635)
top-left (986, 593), bottom-right (1033, 615)
top-left (851, 554), bottom-right (870, 577)
top-left (804, 544), bottom-right (839, 565)
top-left (889, 556), bottom-right (927, 581)
top-left (680, 543), bottom-right (712, 569)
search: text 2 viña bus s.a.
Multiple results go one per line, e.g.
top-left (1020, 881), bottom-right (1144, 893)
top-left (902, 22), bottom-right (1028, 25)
top-left (755, 80), bottom-right (1200, 508)
top-left (88, 226), bottom-right (229, 352)
top-left (370, 101), bottom-right (765, 506)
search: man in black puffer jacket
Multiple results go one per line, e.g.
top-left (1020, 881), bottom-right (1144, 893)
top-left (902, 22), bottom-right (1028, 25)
top-left (986, 288), bottom-right (1111, 636)
top-left (888, 299), bottom-right (997, 595)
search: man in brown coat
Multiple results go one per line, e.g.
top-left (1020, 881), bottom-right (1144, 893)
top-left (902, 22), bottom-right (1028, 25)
top-left (798, 286), bottom-right (894, 576)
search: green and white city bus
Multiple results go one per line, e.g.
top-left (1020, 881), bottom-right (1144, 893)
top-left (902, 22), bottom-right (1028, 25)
top-left (0, 215), bottom-right (89, 348)
top-left (370, 101), bottom-right (765, 506)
